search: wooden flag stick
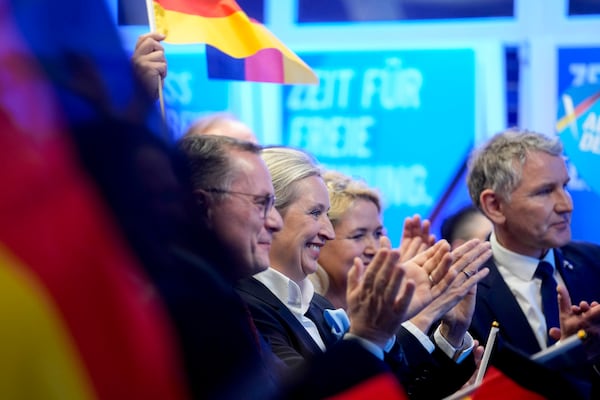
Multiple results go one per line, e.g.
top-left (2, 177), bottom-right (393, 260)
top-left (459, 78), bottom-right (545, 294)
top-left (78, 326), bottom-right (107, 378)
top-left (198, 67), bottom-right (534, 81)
top-left (475, 321), bottom-right (500, 385)
top-left (145, 0), bottom-right (165, 122)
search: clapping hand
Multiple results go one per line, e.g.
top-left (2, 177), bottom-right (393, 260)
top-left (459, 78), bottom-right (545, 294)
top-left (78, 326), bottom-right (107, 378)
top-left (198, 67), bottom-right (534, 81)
top-left (400, 239), bottom-right (454, 318)
top-left (398, 214), bottom-right (436, 262)
top-left (408, 239), bottom-right (491, 340)
top-left (550, 285), bottom-right (600, 361)
top-left (346, 248), bottom-right (416, 348)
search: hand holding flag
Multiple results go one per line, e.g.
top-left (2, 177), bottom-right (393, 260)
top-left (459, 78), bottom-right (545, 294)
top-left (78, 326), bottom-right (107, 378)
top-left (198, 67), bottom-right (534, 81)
top-left (152, 0), bottom-right (318, 84)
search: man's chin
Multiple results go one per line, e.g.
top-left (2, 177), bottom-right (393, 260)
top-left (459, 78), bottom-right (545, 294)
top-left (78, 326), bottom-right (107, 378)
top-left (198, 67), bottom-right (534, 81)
top-left (550, 232), bottom-right (571, 248)
top-left (255, 259), bottom-right (271, 273)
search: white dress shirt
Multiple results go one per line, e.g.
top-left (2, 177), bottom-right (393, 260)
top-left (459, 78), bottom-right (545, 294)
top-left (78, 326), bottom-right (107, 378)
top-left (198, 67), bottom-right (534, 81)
top-left (310, 267), bottom-right (474, 362)
top-left (254, 268), bottom-right (327, 351)
top-left (490, 232), bottom-right (565, 349)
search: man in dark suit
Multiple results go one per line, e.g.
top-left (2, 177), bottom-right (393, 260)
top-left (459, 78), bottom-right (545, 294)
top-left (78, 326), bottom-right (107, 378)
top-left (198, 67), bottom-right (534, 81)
top-left (176, 134), bottom-right (419, 398)
top-left (233, 145), bottom-right (498, 399)
top-left (236, 258), bottom-right (482, 399)
top-left (466, 128), bottom-right (600, 399)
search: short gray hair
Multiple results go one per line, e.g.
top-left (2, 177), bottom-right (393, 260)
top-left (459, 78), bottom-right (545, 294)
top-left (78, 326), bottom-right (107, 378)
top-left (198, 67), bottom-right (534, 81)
top-left (261, 146), bottom-right (322, 214)
top-left (177, 135), bottom-right (262, 195)
top-left (467, 128), bottom-right (563, 208)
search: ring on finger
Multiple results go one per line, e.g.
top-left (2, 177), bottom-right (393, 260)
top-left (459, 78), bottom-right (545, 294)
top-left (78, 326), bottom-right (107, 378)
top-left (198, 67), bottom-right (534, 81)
top-left (463, 270), bottom-right (474, 279)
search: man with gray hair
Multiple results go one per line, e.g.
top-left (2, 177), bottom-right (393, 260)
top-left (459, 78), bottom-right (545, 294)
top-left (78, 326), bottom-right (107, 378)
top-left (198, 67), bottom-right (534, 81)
top-left (176, 134), bottom-right (424, 398)
top-left (467, 128), bottom-right (600, 398)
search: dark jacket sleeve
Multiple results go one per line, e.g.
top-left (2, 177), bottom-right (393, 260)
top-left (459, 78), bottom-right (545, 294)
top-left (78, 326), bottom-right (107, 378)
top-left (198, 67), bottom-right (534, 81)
top-left (387, 325), bottom-right (475, 399)
top-left (243, 296), bottom-right (316, 369)
top-left (282, 339), bottom-right (409, 399)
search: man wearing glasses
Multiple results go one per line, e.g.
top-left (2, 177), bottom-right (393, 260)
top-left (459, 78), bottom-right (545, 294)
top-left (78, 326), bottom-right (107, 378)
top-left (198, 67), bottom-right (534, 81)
top-left (175, 134), bottom-right (420, 397)
top-left (178, 135), bottom-right (283, 282)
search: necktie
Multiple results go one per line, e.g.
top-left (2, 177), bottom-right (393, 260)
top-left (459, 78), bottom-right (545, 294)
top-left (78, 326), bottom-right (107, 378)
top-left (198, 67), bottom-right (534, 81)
top-left (535, 261), bottom-right (559, 345)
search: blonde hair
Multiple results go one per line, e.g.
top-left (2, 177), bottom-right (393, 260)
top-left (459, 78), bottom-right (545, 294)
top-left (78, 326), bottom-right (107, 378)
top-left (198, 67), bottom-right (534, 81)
top-left (324, 170), bottom-right (382, 226)
top-left (261, 146), bottom-right (322, 215)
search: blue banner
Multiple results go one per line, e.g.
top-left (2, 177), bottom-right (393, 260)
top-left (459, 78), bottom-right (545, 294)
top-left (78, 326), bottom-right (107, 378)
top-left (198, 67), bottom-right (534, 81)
top-left (557, 47), bottom-right (600, 243)
top-left (557, 84), bottom-right (600, 192)
top-left (162, 46), bottom-right (230, 139)
top-left (282, 50), bottom-right (475, 245)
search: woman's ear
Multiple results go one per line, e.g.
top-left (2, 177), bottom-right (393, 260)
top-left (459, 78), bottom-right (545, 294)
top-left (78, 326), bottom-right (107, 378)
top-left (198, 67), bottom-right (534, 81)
top-left (479, 189), bottom-right (505, 225)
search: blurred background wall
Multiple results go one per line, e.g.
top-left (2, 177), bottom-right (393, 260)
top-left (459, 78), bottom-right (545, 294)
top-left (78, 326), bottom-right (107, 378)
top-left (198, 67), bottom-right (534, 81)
top-left (112, 0), bottom-right (600, 246)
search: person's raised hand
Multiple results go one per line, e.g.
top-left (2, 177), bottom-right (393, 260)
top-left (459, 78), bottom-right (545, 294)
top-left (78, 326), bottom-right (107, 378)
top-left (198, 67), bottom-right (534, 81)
top-left (409, 239), bottom-right (491, 340)
top-left (400, 239), bottom-right (453, 318)
top-left (346, 248), bottom-right (416, 348)
top-left (439, 240), bottom-right (491, 345)
top-left (398, 214), bottom-right (436, 262)
top-left (550, 285), bottom-right (600, 360)
top-left (132, 32), bottom-right (167, 100)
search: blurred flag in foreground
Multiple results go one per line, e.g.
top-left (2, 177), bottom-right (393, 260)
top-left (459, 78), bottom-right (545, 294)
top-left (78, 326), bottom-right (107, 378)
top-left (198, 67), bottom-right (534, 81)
top-left (0, 0), bottom-right (188, 398)
top-left (469, 367), bottom-right (545, 400)
top-left (152, 0), bottom-right (318, 84)
top-left (447, 338), bottom-right (588, 400)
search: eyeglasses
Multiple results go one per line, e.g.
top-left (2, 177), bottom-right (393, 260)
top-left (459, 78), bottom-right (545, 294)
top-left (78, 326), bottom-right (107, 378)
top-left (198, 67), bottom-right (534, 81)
top-left (205, 188), bottom-right (276, 219)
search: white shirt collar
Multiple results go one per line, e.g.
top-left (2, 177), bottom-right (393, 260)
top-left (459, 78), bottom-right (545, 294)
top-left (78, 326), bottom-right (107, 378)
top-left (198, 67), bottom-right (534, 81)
top-left (490, 231), bottom-right (555, 281)
top-left (254, 268), bottom-right (315, 316)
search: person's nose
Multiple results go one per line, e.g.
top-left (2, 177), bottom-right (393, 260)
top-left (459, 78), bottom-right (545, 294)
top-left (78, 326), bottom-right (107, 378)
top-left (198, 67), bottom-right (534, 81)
top-left (265, 206), bottom-right (283, 232)
top-left (363, 235), bottom-right (378, 256)
top-left (555, 187), bottom-right (573, 214)
top-left (318, 216), bottom-right (335, 241)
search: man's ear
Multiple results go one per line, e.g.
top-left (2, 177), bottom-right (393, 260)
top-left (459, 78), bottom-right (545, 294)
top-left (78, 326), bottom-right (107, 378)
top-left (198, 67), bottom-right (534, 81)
top-left (479, 189), bottom-right (506, 225)
top-left (194, 189), bottom-right (214, 226)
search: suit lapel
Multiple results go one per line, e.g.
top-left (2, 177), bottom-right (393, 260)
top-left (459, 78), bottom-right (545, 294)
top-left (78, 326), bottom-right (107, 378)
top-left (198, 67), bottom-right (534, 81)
top-left (237, 277), bottom-right (324, 355)
top-left (305, 294), bottom-right (339, 347)
top-left (478, 258), bottom-right (542, 354)
top-left (553, 247), bottom-right (589, 302)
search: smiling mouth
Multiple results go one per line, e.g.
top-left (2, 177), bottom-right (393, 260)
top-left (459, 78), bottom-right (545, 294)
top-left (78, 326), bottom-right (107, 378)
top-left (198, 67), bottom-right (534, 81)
top-left (551, 220), bottom-right (570, 229)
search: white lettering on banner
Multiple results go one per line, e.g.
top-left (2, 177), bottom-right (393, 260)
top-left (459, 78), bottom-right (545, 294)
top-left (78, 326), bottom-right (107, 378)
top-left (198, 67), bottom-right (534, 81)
top-left (164, 71), bottom-right (193, 105)
top-left (331, 164), bottom-right (433, 207)
top-left (579, 112), bottom-right (600, 154)
top-left (288, 116), bottom-right (374, 158)
top-left (286, 69), bottom-right (356, 110)
top-left (284, 58), bottom-right (425, 162)
top-left (361, 58), bottom-right (423, 110)
top-left (569, 63), bottom-right (600, 86)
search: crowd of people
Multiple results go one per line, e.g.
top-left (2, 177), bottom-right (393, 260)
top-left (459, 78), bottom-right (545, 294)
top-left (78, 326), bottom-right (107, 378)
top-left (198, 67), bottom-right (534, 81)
top-left (4, 11), bottom-right (600, 399)
top-left (131, 30), bottom-right (600, 399)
